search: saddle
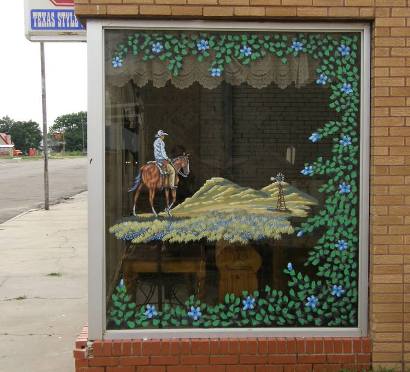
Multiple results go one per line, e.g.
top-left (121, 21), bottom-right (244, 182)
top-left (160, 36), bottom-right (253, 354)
top-left (147, 160), bottom-right (169, 176)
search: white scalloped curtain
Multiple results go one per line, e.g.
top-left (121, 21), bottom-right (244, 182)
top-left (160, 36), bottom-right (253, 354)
top-left (106, 49), bottom-right (319, 90)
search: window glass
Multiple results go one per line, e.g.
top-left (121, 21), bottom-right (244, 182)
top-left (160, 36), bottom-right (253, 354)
top-left (105, 30), bottom-right (361, 329)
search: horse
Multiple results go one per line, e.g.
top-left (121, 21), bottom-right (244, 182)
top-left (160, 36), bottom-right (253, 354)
top-left (129, 154), bottom-right (190, 217)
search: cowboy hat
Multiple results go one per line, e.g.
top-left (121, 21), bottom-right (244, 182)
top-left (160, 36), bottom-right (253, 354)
top-left (155, 130), bottom-right (168, 138)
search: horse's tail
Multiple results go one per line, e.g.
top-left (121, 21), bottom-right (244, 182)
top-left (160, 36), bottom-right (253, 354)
top-left (128, 170), bottom-right (142, 192)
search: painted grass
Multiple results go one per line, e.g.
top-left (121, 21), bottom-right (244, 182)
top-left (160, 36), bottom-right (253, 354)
top-left (111, 177), bottom-right (317, 244)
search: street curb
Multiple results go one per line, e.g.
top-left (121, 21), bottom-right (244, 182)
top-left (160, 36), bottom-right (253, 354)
top-left (2, 208), bottom-right (38, 224)
top-left (0, 190), bottom-right (88, 226)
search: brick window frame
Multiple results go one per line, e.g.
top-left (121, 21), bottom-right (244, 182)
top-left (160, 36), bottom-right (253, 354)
top-left (87, 19), bottom-right (371, 340)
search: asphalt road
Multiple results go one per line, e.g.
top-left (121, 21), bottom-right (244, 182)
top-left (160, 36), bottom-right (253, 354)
top-left (0, 157), bottom-right (87, 223)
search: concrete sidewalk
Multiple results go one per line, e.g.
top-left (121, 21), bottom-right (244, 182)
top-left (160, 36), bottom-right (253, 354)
top-left (0, 192), bottom-right (87, 372)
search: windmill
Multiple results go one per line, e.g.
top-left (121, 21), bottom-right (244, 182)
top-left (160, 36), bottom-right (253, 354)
top-left (270, 172), bottom-right (288, 211)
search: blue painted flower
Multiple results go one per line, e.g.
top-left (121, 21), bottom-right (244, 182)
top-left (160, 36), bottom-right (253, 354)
top-left (242, 296), bottom-right (256, 311)
top-left (340, 135), bottom-right (352, 147)
top-left (210, 67), bottom-right (222, 77)
top-left (336, 239), bottom-right (348, 251)
top-left (112, 56), bottom-right (123, 68)
top-left (119, 278), bottom-right (125, 287)
top-left (287, 262), bottom-right (293, 271)
top-left (151, 42), bottom-right (164, 54)
top-left (305, 295), bottom-right (318, 309)
top-left (331, 285), bottom-right (345, 298)
top-left (240, 45), bottom-right (252, 57)
top-left (144, 304), bottom-right (158, 319)
top-left (297, 230), bottom-right (304, 237)
top-left (301, 165), bottom-right (314, 176)
top-left (316, 73), bottom-right (328, 86)
top-left (339, 182), bottom-right (351, 194)
top-left (309, 132), bottom-right (321, 143)
top-left (188, 306), bottom-right (202, 320)
top-left (341, 83), bottom-right (353, 95)
top-left (151, 231), bottom-right (166, 241)
top-left (338, 44), bottom-right (351, 57)
top-left (197, 39), bottom-right (209, 52)
top-left (291, 40), bottom-right (303, 52)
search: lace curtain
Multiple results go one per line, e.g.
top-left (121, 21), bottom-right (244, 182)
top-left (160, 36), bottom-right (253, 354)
top-left (107, 53), bottom-right (318, 90)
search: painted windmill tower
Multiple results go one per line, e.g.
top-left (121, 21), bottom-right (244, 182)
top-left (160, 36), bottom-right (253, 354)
top-left (270, 172), bottom-right (288, 211)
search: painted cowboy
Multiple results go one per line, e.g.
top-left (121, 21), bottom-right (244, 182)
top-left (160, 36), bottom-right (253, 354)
top-left (153, 130), bottom-right (176, 189)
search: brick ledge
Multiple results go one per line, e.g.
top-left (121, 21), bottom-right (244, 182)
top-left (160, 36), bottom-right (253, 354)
top-left (74, 325), bottom-right (371, 371)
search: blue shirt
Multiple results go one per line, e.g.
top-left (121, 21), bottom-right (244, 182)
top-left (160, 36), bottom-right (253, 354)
top-left (154, 137), bottom-right (168, 161)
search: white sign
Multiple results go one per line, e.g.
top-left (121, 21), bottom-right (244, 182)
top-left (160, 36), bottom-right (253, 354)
top-left (25, 0), bottom-right (86, 41)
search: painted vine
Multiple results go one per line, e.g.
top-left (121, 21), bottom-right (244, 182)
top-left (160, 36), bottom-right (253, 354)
top-left (109, 31), bottom-right (360, 328)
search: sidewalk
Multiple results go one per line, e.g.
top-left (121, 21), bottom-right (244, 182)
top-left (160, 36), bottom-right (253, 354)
top-left (0, 192), bottom-right (87, 372)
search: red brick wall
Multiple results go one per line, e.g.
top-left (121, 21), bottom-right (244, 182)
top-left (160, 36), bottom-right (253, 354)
top-left (74, 0), bottom-right (410, 370)
top-left (74, 326), bottom-right (371, 372)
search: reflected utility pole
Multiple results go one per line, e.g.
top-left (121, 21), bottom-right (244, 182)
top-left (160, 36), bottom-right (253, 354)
top-left (40, 42), bottom-right (49, 210)
top-left (81, 119), bottom-right (85, 155)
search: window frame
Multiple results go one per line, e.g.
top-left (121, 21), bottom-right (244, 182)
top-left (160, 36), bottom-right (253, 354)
top-left (87, 19), bottom-right (370, 340)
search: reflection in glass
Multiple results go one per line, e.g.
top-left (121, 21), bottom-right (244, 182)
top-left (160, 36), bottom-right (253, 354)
top-left (104, 30), bottom-right (361, 329)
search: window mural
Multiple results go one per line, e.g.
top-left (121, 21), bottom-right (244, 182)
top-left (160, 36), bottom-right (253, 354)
top-left (104, 30), bottom-right (361, 329)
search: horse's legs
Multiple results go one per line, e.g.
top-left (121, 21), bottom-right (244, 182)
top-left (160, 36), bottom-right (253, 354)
top-left (168, 188), bottom-right (177, 210)
top-left (132, 184), bottom-right (143, 216)
top-left (164, 188), bottom-right (171, 215)
top-left (149, 187), bottom-right (157, 217)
